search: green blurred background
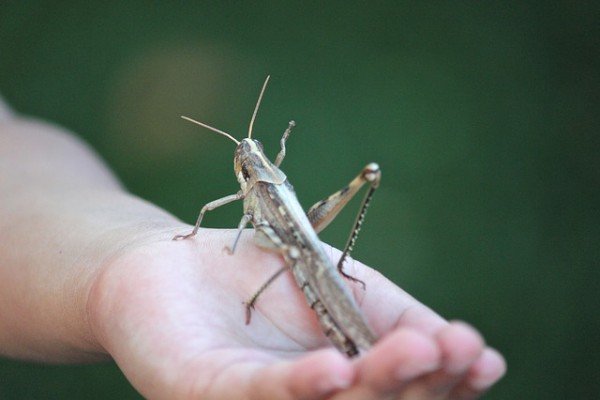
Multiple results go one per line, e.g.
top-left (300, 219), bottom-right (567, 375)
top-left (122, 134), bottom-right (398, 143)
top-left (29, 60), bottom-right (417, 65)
top-left (1, 2), bottom-right (598, 398)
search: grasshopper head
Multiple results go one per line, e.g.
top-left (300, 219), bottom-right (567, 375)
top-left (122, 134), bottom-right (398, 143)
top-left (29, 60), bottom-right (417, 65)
top-left (234, 138), bottom-right (286, 193)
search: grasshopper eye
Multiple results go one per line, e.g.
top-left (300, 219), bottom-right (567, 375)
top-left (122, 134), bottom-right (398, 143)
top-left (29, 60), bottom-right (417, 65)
top-left (241, 165), bottom-right (251, 180)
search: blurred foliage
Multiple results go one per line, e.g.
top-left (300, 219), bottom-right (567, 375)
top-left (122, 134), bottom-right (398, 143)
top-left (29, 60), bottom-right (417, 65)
top-left (1, 1), bottom-right (598, 399)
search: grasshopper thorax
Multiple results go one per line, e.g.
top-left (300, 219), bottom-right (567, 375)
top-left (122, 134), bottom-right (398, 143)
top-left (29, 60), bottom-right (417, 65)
top-left (234, 138), bottom-right (287, 194)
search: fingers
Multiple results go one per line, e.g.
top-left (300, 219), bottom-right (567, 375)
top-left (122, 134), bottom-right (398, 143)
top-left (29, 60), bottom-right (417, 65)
top-left (437, 322), bottom-right (485, 374)
top-left (241, 325), bottom-right (503, 400)
top-left (323, 328), bottom-right (440, 399)
top-left (357, 328), bottom-right (440, 391)
top-left (449, 347), bottom-right (507, 399)
top-left (401, 306), bottom-right (506, 396)
top-left (244, 349), bottom-right (354, 400)
top-left (196, 336), bottom-right (503, 400)
top-left (323, 324), bottom-right (504, 400)
top-left (394, 322), bottom-right (505, 400)
top-left (394, 322), bottom-right (485, 399)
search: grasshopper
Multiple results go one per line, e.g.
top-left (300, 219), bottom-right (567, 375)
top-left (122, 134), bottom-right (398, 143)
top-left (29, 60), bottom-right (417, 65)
top-left (173, 76), bottom-right (380, 357)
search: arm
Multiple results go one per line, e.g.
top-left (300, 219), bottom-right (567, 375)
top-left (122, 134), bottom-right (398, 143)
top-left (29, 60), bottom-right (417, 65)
top-left (0, 111), bottom-right (180, 362)
top-left (0, 108), bottom-right (505, 399)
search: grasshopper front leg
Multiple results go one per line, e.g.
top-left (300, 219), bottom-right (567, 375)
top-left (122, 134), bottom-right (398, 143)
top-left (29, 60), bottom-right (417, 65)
top-left (307, 163), bottom-right (381, 287)
top-left (274, 120), bottom-right (296, 167)
top-left (173, 191), bottom-right (244, 240)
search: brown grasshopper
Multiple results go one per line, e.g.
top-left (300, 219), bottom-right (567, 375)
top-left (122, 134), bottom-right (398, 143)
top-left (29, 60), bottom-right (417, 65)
top-left (173, 76), bottom-right (380, 357)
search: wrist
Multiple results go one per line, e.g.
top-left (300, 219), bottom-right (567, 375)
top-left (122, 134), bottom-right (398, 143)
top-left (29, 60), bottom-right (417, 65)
top-left (85, 222), bottom-right (194, 358)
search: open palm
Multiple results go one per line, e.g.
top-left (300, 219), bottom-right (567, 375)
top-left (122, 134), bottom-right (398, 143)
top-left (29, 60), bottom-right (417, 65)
top-left (89, 228), bottom-right (505, 400)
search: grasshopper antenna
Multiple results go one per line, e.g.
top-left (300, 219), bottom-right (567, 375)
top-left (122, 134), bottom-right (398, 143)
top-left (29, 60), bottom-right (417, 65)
top-left (181, 116), bottom-right (240, 145)
top-left (248, 75), bottom-right (270, 139)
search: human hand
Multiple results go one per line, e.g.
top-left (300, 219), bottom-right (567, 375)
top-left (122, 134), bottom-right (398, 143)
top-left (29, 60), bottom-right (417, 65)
top-left (0, 114), bottom-right (503, 398)
top-left (89, 228), bottom-right (505, 400)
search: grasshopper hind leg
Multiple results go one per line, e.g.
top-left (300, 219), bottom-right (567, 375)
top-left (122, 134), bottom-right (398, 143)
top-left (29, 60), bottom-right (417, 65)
top-left (306, 163), bottom-right (381, 289)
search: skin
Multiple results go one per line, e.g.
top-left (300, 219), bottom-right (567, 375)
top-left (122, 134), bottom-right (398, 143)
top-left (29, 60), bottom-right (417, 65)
top-left (0, 108), bottom-right (505, 399)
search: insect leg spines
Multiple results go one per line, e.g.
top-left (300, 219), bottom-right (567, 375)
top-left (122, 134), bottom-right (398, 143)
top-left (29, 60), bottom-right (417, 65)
top-left (306, 163), bottom-right (381, 287)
